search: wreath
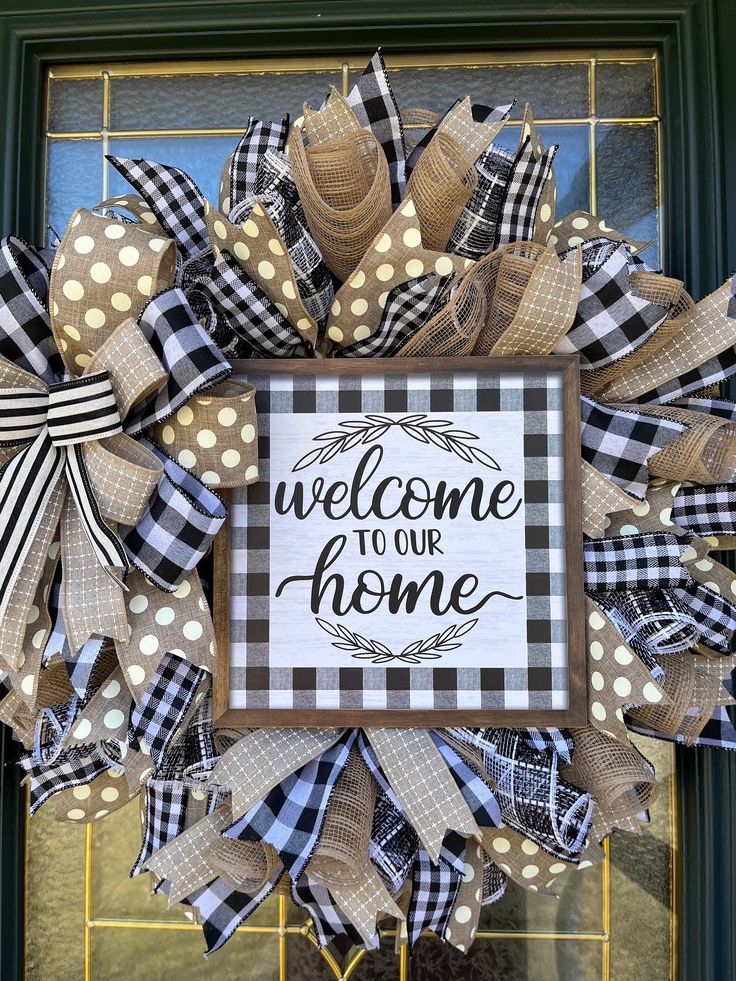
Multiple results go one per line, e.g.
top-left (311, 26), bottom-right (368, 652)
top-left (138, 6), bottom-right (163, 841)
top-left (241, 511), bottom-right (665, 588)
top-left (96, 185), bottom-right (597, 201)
top-left (3, 48), bottom-right (736, 957)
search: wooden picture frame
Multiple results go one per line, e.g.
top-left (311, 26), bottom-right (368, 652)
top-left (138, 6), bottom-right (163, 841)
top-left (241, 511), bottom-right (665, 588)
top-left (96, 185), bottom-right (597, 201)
top-left (214, 355), bottom-right (585, 727)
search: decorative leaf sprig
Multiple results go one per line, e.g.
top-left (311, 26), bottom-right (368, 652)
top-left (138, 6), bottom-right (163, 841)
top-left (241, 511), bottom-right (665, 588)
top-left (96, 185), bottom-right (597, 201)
top-left (293, 414), bottom-right (501, 471)
top-left (315, 617), bottom-right (479, 664)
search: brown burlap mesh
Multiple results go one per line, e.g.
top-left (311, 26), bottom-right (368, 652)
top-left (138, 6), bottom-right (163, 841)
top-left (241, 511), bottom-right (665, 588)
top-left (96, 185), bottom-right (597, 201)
top-left (396, 272), bottom-right (486, 357)
top-left (472, 242), bottom-right (547, 355)
top-left (405, 132), bottom-right (477, 251)
top-left (563, 727), bottom-right (659, 822)
top-left (35, 660), bottom-right (74, 710)
top-left (582, 286), bottom-right (694, 397)
top-left (309, 752), bottom-right (376, 887)
top-left (628, 652), bottom-right (735, 745)
top-left (289, 129), bottom-right (392, 281)
top-left (631, 270), bottom-right (682, 308)
top-left (210, 837), bottom-right (280, 892)
top-left (401, 108), bottom-right (441, 151)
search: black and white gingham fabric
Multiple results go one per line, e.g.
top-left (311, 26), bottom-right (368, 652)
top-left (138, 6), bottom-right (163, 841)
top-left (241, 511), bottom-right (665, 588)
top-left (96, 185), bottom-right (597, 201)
top-left (189, 869), bottom-right (283, 954)
top-left (517, 727), bottom-right (574, 764)
top-left (120, 438), bottom-right (226, 592)
top-left (369, 791), bottom-right (418, 893)
top-left (229, 116), bottom-right (290, 211)
top-left (675, 582), bottom-right (736, 652)
top-left (670, 397), bottom-right (736, 420)
top-left (431, 731), bottom-right (501, 828)
top-left (223, 730), bottom-right (356, 880)
top-left (448, 143), bottom-right (515, 260)
top-left (555, 241), bottom-right (669, 370)
top-left (188, 249), bottom-right (299, 358)
top-left (497, 137), bottom-right (557, 247)
top-left (107, 156), bottom-right (209, 258)
top-left (338, 273), bottom-right (452, 358)
top-left (23, 742), bottom-right (113, 813)
top-left (480, 730), bottom-right (592, 859)
top-left (124, 288), bottom-right (230, 436)
top-left (0, 236), bottom-right (62, 385)
top-left (407, 846), bottom-right (463, 946)
top-left (583, 533), bottom-right (692, 593)
top-left (596, 590), bottom-right (700, 658)
top-left (130, 778), bottom-right (189, 876)
top-left (291, 873), bottom-right (369, 948)
top-left (347, 48), bottom-right (406, 206)
top-left (129, 652), bottom-right (205, 768)
top-left (580, 395), bottom-right (685, 499)
top-left (672, 484), bottom-right (736, 537)
top-left (405, 101), bottom-right (513, 177)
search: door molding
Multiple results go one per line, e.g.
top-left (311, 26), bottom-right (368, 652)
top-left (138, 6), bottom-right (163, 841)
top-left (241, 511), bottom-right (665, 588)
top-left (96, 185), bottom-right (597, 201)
top-left (0, 1), bottom-right (734, 978)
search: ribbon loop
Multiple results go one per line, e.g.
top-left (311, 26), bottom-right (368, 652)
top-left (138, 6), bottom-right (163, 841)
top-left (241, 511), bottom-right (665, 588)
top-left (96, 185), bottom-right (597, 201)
top-left (47, 371), bottom-right (122, 447)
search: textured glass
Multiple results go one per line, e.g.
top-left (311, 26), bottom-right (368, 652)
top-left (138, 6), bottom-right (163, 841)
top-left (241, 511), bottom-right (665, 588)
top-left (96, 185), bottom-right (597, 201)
top-left (596, 61), bottom-right (656, 119)
top-left (387, 63), bottom-right (589, 120)
top-left (48, 78), bottom-right (104, 133)
top-left (110, 73), bottom-right (336, 131)
top-left (46, 139), bottom-right (102, 245)
top-left (596, 123), bottom-right (659, 266)
top-left (410, 936), bottom-right (600, 980)
top-left (25, 801), bottom-right (86, 980)
top-left (107, 135), bottom-right (237, 206)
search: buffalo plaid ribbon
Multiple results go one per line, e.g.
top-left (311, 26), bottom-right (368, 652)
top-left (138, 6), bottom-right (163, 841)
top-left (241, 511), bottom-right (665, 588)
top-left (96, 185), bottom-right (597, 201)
top-left (129, 652), bottom-right (206, 767)
top-left (369, 791), bottom-right (418, 893)
top-left (448, 143), bottom-right (515, 260)
top-left (497, 137), bottom-right (557, 247)
top-left (583, 533), bottom-right (692, 593)
top-left (407, 846), bottom-right (463, 946)
top-left (229, 116), bottom-right (290, 212)
top-left (291, 874), bottom-right (368, 949)
top-left (190, 869), bottom-right (284, 954)
top-left (23, 741), bottom-right (119, 813)
top-left (672, 484), bottom-right (736, 537)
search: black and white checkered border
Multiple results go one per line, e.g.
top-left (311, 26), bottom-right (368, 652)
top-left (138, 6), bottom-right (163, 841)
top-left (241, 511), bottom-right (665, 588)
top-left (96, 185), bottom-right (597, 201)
top-left (228, 368), bottom-right (570, 712)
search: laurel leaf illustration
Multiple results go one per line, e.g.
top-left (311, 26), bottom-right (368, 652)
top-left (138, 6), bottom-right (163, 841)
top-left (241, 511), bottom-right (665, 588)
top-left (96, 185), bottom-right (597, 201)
top-left (454, 618), bottom-right (479, 637)
top-left (468, 446), bottom-right (502, 470)
top-left (292, 447), bottom-right (325, 471)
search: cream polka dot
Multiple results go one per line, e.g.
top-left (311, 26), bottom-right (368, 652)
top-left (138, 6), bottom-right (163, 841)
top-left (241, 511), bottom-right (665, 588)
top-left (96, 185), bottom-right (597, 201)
top-left (21, 675), bottom-right (34, 695)
top-left (218, 407), bottom-right (237, 427)
top-left (75, 353), bottom-right (91, 369)
top-left (155, 606), bottom-right (175, 626)
top-left (591, 701), bottom-right (607, 721)
top-left (137, 274), bottom-right (153, 296)
top-left (572, 215), bottom-right (590, 230)
top-left (174, 580), bottom-right (191, 599)
top-left (57, 254), bottom-right (66, 270)
top-left (26, 605), bottom-right (39, 624)
top-left (176, 405), bottom-right (194, 426)
top-left (405, 258), bottom-right (424, 278)
top-left (331, 299), bottom-right (341, 316)
top-left (140, 211), bottom-right (156, 224)
top-left (105, 224), bottom-right (125, 239)
top-left (454, 905), bottom-right (472, 923)
top-left (695, 558), bottom-right (714, 572)
top-left (201, 471), bottom-right (220, 485)
top-left (73, 719), bottom-right (92, 740)
top-left (265, 237), bottom-right (284, 257)
top-left (521, 865), bottom-right (539, 879)
top-left (378, 291), bottom-right (389, 308)
top-left (350, 270), bottom-right (366, 289)
top-left (643, 682), bottom-right (663, 703)
top-left (63, 279), bottom-right (84, 301)
top-left (73, 785), bottom-right (91, 800)
top-left (161, 425), bottom-right (175, 445)
top-left (620, 524), bottom-right (639, 535)
top-left (353, 325), bottom-right (371, 342)
top-left (579, 860), bottom-right (594, 870)
top-left (296, 318), bottom-right (311, 333)
top-left (101, 786), bottom-right (120, 803)
top-left (350, 298), bottom-right (368, 316)
top-left (111, 292), bottom-right (132, 312)
top-left (258, 260), bottom-right (275, 280)
top-left (568, 235), bottom-right (584, 247)
top-left (659, 509), bottom-right (674, 527)
top-left (74, 235), bottom-right (95, 254)
top-left (129, 594), bottom-right (149, 614)
top-left (102, 679), bottom-right (121, 699)
top-left (275, 302), bottom-right (288, 317)
top-left (492, 837), bottom-right (510, 853)
top-left (375, 233), bottom-right (392, 252)
top-left (213, 220), bottom-right (227, 240)
top-left (64, 324), bottom-right (81, 341)
top-left (148, 238), bottom-right (167, 253)
top-left (51, 300), bottom-right (59, 317)
top-left (462, 862), bottom-right (475, 882)
top-left (252, 203), bottom-right (265, 217)
top-left (85, 308), bottom-right (106, 329)
top-left (282, 280), bottom-right (296, 300)
top-left (241, 424), bottom-right (255, 443)
top-left (329, 325), bottom-right (344, 343)
top-left (549, 863), bottom-right (567, 875)
top-left (243, 219), bottom-right (259, 238)
top-left (681, 546), bottom-right (697, 563)
top-left (521, 839), bottom-right (539, 855)
top-left (119, 245), bottom-right (139, 266)
top-left (178, 449), bottom-right (197, 469)
top-left (233, 241), bottom-right (250, 262)
top-left (67, 809), bottom-right (86, 821)
top-left (376, 263), bottom-right (394, 281)
top-left (139, 635), bottom-right (159, 657)
top-left (183, 620), bottom-right (203, 641)
top-left (614, 676), bottom-right (632, 698)
top-left (104, 709), bottom-right (125, 730)
top-left (589, 640), bottom-right (604, 661)
top-left (127, 664), bottom-right (146, 686)
top-left (539, 203), bottom-right (552, 223)
top-left (435, 255), bottom-right (454, 276)
top-left (197, 429), bottom-right (216, 449)
top-left (191, 788), bottom-right (206, 801)
top-left (588, 611), bottom-right (605, 630)
top-left (222, 449), bottom-right (241, 468)
top-left (403, 227), bottom-right (421, 248)
top-left (245, 465), bottom-right (258, 481)
top-left (614, 645), bottom-right (633, 665)
top-left (591, 671), bottom-right (605, 692)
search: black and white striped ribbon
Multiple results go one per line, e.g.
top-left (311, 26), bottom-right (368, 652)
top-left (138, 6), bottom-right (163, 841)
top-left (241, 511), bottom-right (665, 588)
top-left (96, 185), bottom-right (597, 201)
top-left (0, 370), bottom-right (127, 612)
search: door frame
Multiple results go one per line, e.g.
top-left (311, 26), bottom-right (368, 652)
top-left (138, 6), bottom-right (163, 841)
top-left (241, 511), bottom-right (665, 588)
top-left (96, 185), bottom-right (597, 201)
top-left (1, 1), bottom-right (735, 978)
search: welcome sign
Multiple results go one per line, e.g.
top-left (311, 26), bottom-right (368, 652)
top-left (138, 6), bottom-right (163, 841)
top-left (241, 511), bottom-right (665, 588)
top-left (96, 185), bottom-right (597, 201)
top-left (214, 358), bottom-right (585, 725)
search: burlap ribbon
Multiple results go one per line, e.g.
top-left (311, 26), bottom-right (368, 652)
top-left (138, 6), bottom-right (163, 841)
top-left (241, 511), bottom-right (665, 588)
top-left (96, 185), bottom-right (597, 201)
top-left (365, 728), bottom-right (481, 864)
top-left (481, 825), bottom-right (576, 896)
